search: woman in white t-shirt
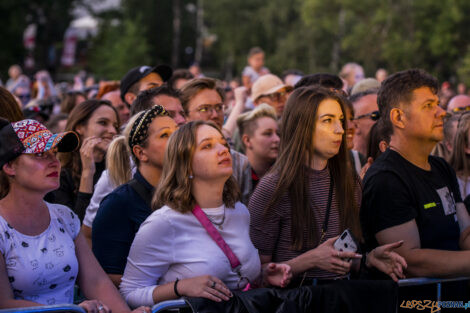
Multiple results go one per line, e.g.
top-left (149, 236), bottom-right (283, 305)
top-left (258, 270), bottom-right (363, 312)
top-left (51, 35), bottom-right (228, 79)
top-left (0, 118), bottom-right (147, 313)
top-left (120, 121), bottom-right (291, 308)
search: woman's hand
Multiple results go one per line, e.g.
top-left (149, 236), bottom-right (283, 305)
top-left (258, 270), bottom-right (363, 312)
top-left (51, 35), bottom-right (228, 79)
top-left (366, 240), bottom-right (407, 282)
top-left (309, 236), bottom-right (362, 275)
top-left (178, 275), bottom-right (232, 302)
top-left (80, 136), bottom-right (101, 175)
top-left (263, 263), bottom-right (292, 288)
top-left (79, 300), bottom-right (110, 313)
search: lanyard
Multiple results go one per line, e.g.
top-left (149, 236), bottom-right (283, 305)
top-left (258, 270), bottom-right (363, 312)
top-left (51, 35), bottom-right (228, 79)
top-left (319, 174), bottom-right (334, 243)
top-left (192, 204), bottom-right (241, 269)
top-left (192, 205), bottom-right (251, 290)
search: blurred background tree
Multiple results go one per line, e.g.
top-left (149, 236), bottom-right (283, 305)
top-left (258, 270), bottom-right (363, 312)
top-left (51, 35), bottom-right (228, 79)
top-left (2, 0), bottom-right (470, 84)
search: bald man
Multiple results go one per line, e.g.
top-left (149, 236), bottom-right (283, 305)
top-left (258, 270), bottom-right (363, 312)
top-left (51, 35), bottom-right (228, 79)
top-left (447, 94), bottom-right (470, 113)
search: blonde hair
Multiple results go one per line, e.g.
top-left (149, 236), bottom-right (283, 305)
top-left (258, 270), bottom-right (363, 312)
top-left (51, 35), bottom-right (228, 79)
top-left (154, 121), bottom-right (240, 213)
top-left (106, 112), bottom-right (144, 186)
top-left (236, 103), bottom-right (277, 140)
top-left (449, 113), bottom-right (470, 197)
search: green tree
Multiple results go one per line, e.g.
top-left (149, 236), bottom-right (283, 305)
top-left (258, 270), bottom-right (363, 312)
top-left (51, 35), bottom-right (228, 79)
top-left (0, 0), bottom-right (79, 79)
top-left (88, 17), bottom-right (151, 80)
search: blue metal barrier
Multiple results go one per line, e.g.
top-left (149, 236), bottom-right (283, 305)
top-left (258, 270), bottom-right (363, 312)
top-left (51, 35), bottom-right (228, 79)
top-left (151, 299), bottom-right (189, 313)
top-left (0, 304), bottom-right (86, 313)
top-left (398, 276), bottom-right (470, 301)
top-left (396, 277), bottom-right (470, 312)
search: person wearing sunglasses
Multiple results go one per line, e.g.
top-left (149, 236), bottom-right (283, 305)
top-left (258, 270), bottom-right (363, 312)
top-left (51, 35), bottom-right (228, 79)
top-left (446, 94), bottom-right (470, 113)
top-left (251, 74), bottom-right (293, 118)
top-left (350, 90), bottom-right (379, 156)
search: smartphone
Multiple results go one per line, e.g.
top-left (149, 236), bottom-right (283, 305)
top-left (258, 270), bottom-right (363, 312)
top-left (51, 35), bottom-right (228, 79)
top-left (334, 229), bottom-right (358, 255)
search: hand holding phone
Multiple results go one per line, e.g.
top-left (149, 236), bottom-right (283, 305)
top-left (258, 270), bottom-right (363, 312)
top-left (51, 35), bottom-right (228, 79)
top-left (334, 229), bottom-right (358, 260)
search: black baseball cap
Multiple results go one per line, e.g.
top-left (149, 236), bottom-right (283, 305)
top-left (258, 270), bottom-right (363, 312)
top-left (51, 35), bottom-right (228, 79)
top-left (120, 65), bottom-right (173, 101)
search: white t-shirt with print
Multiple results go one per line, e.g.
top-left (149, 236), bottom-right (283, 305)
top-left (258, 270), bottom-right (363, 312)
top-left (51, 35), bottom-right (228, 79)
top-left (0, 202), bottom-right (80, 305)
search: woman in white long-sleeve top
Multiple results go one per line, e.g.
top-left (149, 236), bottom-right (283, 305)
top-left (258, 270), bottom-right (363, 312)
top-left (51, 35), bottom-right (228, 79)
top-left (120, 120), bottom-right (292, 308)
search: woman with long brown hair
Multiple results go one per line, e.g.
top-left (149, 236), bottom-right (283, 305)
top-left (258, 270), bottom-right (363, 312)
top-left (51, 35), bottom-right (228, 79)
top-left (120, 121), bottom-right (291, 308)
top-left (448, 113), bottom-right (470, 199)
top-left (249, 86), bottom-right (406, 286)
top-left (0, 86), bottom-right (24, 123)
top-left (46, 99), bottom-right (119, 221)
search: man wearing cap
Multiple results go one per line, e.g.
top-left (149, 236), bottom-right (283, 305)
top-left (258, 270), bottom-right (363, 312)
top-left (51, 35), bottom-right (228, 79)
top-left (120, 65), bottom-right (172, 107)
top-left (251, 74), bottom-right (293, 118)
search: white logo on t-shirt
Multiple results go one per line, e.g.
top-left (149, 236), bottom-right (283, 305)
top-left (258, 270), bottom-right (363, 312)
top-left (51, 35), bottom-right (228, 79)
top-left (436, 187), bottom-right (456, 216)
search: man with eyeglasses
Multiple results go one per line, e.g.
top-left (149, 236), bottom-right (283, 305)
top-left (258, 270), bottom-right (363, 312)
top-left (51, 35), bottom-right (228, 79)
top-left (251, 74), bottom-right (293, 118)
top-left (350, 89), bottom-right (379, 156)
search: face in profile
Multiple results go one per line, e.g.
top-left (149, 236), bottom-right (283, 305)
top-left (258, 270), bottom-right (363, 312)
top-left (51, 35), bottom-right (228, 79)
top-left (191, 124), bottom-right (232, 182)
top-left (312, 98), bottom-right (345, 162)
top-left (401, 87), bottom-right (445, 143)
top-left (76, 105), bottom-right (119, 153)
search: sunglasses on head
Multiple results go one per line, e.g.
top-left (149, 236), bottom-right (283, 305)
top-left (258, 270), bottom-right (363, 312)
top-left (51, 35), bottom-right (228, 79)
top-left (353, 110), bottom-right (380, 121)
top-left (451, 105), bottom-right (470, 113)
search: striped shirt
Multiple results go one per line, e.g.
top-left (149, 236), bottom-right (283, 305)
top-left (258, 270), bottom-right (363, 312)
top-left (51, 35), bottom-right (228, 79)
top-left (248, 166), bottom-right (361, 279)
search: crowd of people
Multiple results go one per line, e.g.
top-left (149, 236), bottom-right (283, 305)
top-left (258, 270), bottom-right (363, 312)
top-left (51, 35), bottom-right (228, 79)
top-left (1, 46), bottom-right (470, 312)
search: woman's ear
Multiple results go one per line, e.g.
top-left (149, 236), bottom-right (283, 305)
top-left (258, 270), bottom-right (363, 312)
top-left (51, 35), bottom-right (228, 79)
top-left (133, 145), bottom-right (148, 163)
top-left (379, 140), bottom-right (389, 153)
top-left (75, 124), bottom-right (85, 136)
top-left (242, 134), bottom-right (252, 149)
top-left (2, 161), bottom-right (16, 177)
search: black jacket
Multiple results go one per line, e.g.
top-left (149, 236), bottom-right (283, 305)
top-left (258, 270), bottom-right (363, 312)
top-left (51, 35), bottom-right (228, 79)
top-left (185, 280), bottom-right (397, 313)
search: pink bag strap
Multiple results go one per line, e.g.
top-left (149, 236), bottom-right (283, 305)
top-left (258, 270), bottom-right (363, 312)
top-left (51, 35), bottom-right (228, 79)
top-left (192, 204), bottom-right (241, 270)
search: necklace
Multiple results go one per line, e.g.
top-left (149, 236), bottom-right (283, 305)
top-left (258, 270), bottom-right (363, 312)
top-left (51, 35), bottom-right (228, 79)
top-left (205, 205), bottom-right (226, 230)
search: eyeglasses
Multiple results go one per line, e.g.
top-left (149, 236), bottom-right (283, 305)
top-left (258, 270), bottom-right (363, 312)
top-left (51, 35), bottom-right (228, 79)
top-left (192, 103), bottom-right (224, 115)
top-left (354, 110), bottom-right (380, 121)
top-left (451, 105), bottom-right (470, 113)
top-left (264, 92), bottom-right (287, 102)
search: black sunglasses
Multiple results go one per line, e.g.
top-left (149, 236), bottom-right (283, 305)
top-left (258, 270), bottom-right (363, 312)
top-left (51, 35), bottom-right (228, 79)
top-left (353, 110), bottom-right (380, 121)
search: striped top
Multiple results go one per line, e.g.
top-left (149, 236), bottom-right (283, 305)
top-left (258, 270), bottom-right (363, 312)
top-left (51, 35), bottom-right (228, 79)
top-left (248, 166), bottom-right (361, 279)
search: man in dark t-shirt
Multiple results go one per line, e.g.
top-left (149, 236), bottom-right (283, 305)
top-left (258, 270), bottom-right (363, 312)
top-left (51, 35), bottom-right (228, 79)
top-left (360, 70), bottom-right (470, 301)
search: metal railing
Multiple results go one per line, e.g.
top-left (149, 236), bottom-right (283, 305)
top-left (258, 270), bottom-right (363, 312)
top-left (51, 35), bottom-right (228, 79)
top-left (0, 304), bottom-right (86, 313)
top-left (396, 276), bottom-right (470, 312)
top-left (151, 299), bottom-right (189, 313)
top-left (398, 276), bottom-right (470, 301)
